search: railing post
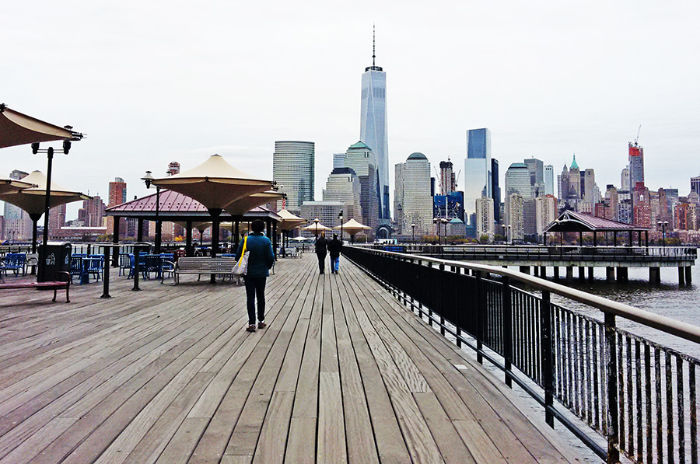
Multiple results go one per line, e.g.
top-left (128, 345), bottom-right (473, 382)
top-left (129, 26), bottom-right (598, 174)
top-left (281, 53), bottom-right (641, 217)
top-left (541, 290), bottom-right (554, 427)
top-left (502, 276), bottom-right (512, 387)
top-left (476, 270), bottom-right (483, 364)
top-left (604, 312), bottom-right (620, 463)
top-left (439, 263), bottom-right (445, 336)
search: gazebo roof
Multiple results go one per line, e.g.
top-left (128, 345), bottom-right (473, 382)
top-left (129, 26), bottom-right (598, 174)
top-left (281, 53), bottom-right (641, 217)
top-left (105, 190), bottom-right (280, 222)
top-left (544, 210), bottom-right (649, 233)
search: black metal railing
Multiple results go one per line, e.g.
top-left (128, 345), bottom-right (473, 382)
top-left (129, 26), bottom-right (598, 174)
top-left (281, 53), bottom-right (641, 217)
top-left (343, 246), bottom-right (700, 464)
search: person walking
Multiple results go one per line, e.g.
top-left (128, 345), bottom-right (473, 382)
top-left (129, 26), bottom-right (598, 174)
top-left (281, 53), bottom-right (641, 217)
top-left (315, 232), bottom-right (328, 274)
top-left (236, 219), bottom-right (275, 332)
top-left (327, 234), bottom-right (342, 274)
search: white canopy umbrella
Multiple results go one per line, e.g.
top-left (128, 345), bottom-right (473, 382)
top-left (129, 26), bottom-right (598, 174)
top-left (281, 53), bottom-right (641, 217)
top-left (0, 104), bottom-right (83, 149)
top-left (302, 219), bottom-right (331, 237)
top-left (151, 154), bottom-right (274, 263)
top-left (0, 177), bottom-right (34, 195)
top-left (226, 191), bottom-right (284, 216)
top-left (0, 170), bottom-right (89, 252)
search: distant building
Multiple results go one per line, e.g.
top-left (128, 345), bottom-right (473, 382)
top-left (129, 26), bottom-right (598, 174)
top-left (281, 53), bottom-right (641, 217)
top-left (299, 201), bottom-right (345, 236)
top-left (544, 164), bottom-right (554, 196)
top-left (632, 182), bottom-right (652, 228)
top-left (167, 161), bottom-right (181, 176)
top-left (273, 141), bottom-right (315, 213)
top-left (621, 166), bottom-right (630, 192)
top-left (439, 159), bottom-right (456, 195)
top-left (106, 177), bottom-right (127, 238)
top-left (558, 165), bottom-right (569, 201)
top-left (628, 142), bottom-right (645, 189)
top-left (504, 162), bottom-right (531, 233)
top-left (3, 170), bottom-right (32, 241)
top-left (583, 169), bottom-right (596, 204)
top-left (535, 195), bottom-right (558, 239)
top-left (491, 158), bottom-right (501, 225)
top-left (524, 157), bottom-right (544, 197)
top-left (344, 141), bottom-right (380, 236)
top-left (80, 196), bottom-right (106, 228)
top-left (691, 175), bottom-right (700, 196)
top-left (568, 155), bottom-right (581, 200)
top-left (475, 196), bottom-right (494, 241)
top-left (604, 185), bottom-right (619, 221)
top-left (506, 193), bottom-right (524, 241)
top-left (464, 128), bottom-right (492, 237)
top-left (393, 153), bottom-right (432, 237)
top-left (333, 153), bottom-right (345, 169)
top-left (433, 192), bottom-right (464, 221)
top-left (322, 167), bottom-right (362, 221)
top-left (359, 29), bottom-right (390, 222)
top-left (48, 203), bottom-right (66, 235)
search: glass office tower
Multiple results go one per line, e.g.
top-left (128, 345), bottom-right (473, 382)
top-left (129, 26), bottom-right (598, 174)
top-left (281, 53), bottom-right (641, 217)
top-left (360, 31), bottom-right (390, 223)
top-left (273, 141), bottom-right (315, 213)
top-left (464, 128), bottom-right (492, 237)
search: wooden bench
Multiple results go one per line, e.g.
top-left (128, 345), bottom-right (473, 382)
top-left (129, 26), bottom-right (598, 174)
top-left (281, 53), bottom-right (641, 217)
top-left (173, 257), bottom-right (237, 285)
top-left (0, 271), bottom-right (71, 302)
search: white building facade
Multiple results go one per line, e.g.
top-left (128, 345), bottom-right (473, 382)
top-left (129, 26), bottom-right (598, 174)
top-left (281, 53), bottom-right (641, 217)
top-left (394, 153), bottom-right (433, 238)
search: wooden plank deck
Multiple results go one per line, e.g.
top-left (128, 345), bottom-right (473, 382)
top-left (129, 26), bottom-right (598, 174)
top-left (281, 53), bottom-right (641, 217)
top-left (0, 253), bottom-right (583, 463)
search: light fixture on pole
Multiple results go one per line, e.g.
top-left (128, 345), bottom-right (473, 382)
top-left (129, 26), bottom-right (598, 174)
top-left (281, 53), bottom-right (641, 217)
top-left (338, 210), bottom-right (344, 241)
top-left (657, 220), bottom-right (669, 247)
top-left (411, 223), bottom-right (416, 244)
top-left (142, 170), bottom-right (162, 253)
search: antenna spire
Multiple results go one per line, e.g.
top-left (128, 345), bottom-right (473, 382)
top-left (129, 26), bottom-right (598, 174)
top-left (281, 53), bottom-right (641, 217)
top-left (372, 24), bottom-right (376, 67)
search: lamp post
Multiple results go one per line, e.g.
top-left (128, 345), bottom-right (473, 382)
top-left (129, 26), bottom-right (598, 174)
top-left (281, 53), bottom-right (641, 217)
top-left (507, 225), bottom-right (512, 245)
top-left (338, 210), bottom-right (344, 242)
top-left (657, 220), bottom-right (669, 247)
top-left (442, 218), bottom-right (448, 244)
top-left (411, 223), bottom-right (416, 245)
top-left (433, 218), bottom-right (439, 245)
top-left (142, 171), bottom-right (161, 253)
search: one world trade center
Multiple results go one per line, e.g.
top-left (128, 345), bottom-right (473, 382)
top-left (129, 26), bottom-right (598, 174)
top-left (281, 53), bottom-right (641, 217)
top-left (360, 27), bottom-right (390, 223)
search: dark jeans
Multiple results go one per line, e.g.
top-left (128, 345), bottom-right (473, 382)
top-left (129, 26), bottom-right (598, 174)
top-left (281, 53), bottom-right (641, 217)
top-left (244, 276), bottom-right (267, 325)
top-left (317, 254), bottom-right (326, 273)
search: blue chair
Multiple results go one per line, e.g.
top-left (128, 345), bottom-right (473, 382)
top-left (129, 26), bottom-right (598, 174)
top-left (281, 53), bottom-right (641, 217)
top-left (87, 255), bottom-right (104, 282)
top-left (70, 256), bottom-right (84, 283)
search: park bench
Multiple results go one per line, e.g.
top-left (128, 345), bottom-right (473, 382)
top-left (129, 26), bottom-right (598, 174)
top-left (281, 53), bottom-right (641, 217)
top-left (173, 257), bottom-right (237, 285)
top-left (0, 271), bottom-right (71, 302)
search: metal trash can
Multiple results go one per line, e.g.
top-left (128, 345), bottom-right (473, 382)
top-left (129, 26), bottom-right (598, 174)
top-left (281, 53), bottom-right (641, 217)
top-left (38, 242), bottom-right (72, 282)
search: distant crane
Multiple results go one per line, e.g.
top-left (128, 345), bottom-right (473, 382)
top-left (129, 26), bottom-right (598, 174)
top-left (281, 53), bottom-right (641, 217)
top-left (633, 124), bottom-right (642, 146)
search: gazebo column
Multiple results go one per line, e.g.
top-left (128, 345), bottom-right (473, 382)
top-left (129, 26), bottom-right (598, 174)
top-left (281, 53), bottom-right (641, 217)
top-left (234, 220), bottom-right (240, 250)
top-left (645, 230), bottom-right (649, 248)
top-left (613, 231), bottom-right (617, 247)
top-left (579, 231), bottom-right (583, 246)
top-left (593, 231), bottom-right (597, 247)
top-left (265, 219), bottom-right (271, 238)
top-left (628, 231), bottom-right (632, 246)
top-left (112, 216), bottom-right (120, 267)
top-left (637, 231), bottom-right (642, 247)
top-left (186, 220), bottom-right (193, 257)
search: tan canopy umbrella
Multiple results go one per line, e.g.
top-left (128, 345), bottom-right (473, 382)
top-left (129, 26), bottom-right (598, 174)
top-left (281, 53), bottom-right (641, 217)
top-left (0, 170), bottom-right (89, 252)
top-left (334, 218), bottom-right (371, 242)
top-left (0, 177), bottom-right (34, 195)
top-left (0, 104), bottom-right (83, 149)
top-left (302, 219), bottom-right (331, 237)
top-left (151, 154), bottom-right (274, 273)
top-left (226, 191), bottom-right (284, 216)
top-left (277, 209), bottom-right (306, 231)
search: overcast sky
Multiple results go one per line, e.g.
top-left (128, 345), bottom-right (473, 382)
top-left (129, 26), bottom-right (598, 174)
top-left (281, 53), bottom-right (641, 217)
top-left (2, 0), bottom-right (699, 218)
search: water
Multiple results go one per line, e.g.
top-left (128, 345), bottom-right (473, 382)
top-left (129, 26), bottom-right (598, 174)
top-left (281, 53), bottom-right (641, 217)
top-left (536, 264), bottom-right (700, 358)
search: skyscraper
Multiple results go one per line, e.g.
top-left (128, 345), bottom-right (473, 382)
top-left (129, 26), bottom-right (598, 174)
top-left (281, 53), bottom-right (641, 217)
top-left (464, 128), bottom-right (492, 237)
top-left (333, 153), bottom-right (345, 170)
top-left (535, 195), bottom-right (558, 239)
top-left (524, 157), bottom-right (544, 197)
top-left (322, 167), bottom-right (362, 221)
top-left (504, 163), bottom-right (531, 235)
top-left (628, 142), bottom-right (645, 188)
top-left (393, 153), bottom-right (432, 237)
top-left (3, 169), bottom-right (32, 241)
top-left (544, 165), bottom-right (554, 196)
top-left (439, 159), bottom-right (456, 195)
top-left (506, 193), bottom-right (524, 241)
top-left (691, 175), bottom-right (700, 195)
top-left (359, 27), bottom-right (389, 222)
top-left (272, 141), bottom-right (315, 213)
top-left (344, 141), bottom-right (380, 235)
top-left (475, 196), bottom-right (495, 241)
top-left (107, 177), bottom-right (127, 238)
top-left (491, 158), bottom-right (501, 224)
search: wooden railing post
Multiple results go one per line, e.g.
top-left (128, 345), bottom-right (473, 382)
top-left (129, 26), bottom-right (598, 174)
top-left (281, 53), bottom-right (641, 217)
top-left (541, 289), bottom-right (554, 427)
top-left (604, 312), bottom-right (620, 463)
top-left (502, 276), bottom-right (512, 387)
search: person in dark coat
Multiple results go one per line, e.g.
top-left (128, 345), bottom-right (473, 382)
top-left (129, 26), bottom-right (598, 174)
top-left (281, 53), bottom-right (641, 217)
top-left (315, 232), bottom-right (328, 274)
top-left (236, 220), bottom-right (275, 332)
top-left (327, 234), bottom-right (342, 274)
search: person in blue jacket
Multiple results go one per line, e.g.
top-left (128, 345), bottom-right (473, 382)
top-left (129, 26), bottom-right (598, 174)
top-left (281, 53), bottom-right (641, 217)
top-left (236, 220), bottom-right (275, 332)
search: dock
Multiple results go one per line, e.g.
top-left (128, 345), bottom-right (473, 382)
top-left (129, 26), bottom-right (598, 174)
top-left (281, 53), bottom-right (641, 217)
top-left (0, 254), bottom-right (581, 463)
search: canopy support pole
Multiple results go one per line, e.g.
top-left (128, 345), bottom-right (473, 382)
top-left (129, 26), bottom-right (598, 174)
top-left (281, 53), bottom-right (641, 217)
top-left (272, 222), bottom-right (278, 259)
top-left (137, 218), bottom-right (144, 242)
top-left (155, 186), bottom-right (162, 254)
top-left (38, 147), bottom-right (54, 281)
top-left (645, 230), bottom-right (649, 248)
top-left (234, 220), bottom-right (240, 250)
top-left (186, 220), bottom-right (193, 257)
top-left (209, 208), bottom-right (222, 283)
top-left (593, 231), bottom-right (597, 247)
top-left (112, 217), bottom-right (120, 267)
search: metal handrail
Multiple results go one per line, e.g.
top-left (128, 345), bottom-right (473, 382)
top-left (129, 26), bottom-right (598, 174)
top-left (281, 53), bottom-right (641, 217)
top-left (353, 247), bottom-right (700, 347)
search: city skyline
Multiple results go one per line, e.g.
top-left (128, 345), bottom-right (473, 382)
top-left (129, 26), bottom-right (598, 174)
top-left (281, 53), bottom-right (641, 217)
top-left (2, 1), bottom-right (700, 221)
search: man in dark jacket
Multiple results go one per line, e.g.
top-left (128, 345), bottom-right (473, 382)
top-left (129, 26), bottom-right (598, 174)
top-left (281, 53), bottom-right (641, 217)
top-left (236, 220), bottom-right (275, 332)
top-left (315, 232), bottom-right (328, 274)
top-left (327, 234), bottom-right (342, 274)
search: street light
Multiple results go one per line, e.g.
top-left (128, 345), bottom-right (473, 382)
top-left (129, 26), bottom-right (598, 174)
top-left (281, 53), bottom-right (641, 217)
top-left (142, 170), bottom-right (162, 253)
top-left (657, 220), bottom-right (669, 247)
top-left (433, 217), bottom-right (440, 245)
top-left (411, 223), bottom-right (416, 244)
top-left (338, 210), bottom-right (344, 242)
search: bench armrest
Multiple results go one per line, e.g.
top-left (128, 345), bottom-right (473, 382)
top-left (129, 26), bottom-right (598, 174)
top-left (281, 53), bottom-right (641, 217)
top-left (55, 271), bottom-right (71, 286)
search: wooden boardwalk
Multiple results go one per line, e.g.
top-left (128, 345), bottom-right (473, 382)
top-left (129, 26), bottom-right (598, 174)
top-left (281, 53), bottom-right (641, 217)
top-left (0, 254), bottom-right (582, 463)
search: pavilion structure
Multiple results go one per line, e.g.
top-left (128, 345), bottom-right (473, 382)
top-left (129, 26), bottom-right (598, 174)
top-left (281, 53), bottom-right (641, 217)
top-left (105, 190), bottom-right (281, 264)
top-left (544, 210), bottom-right (650, 247)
